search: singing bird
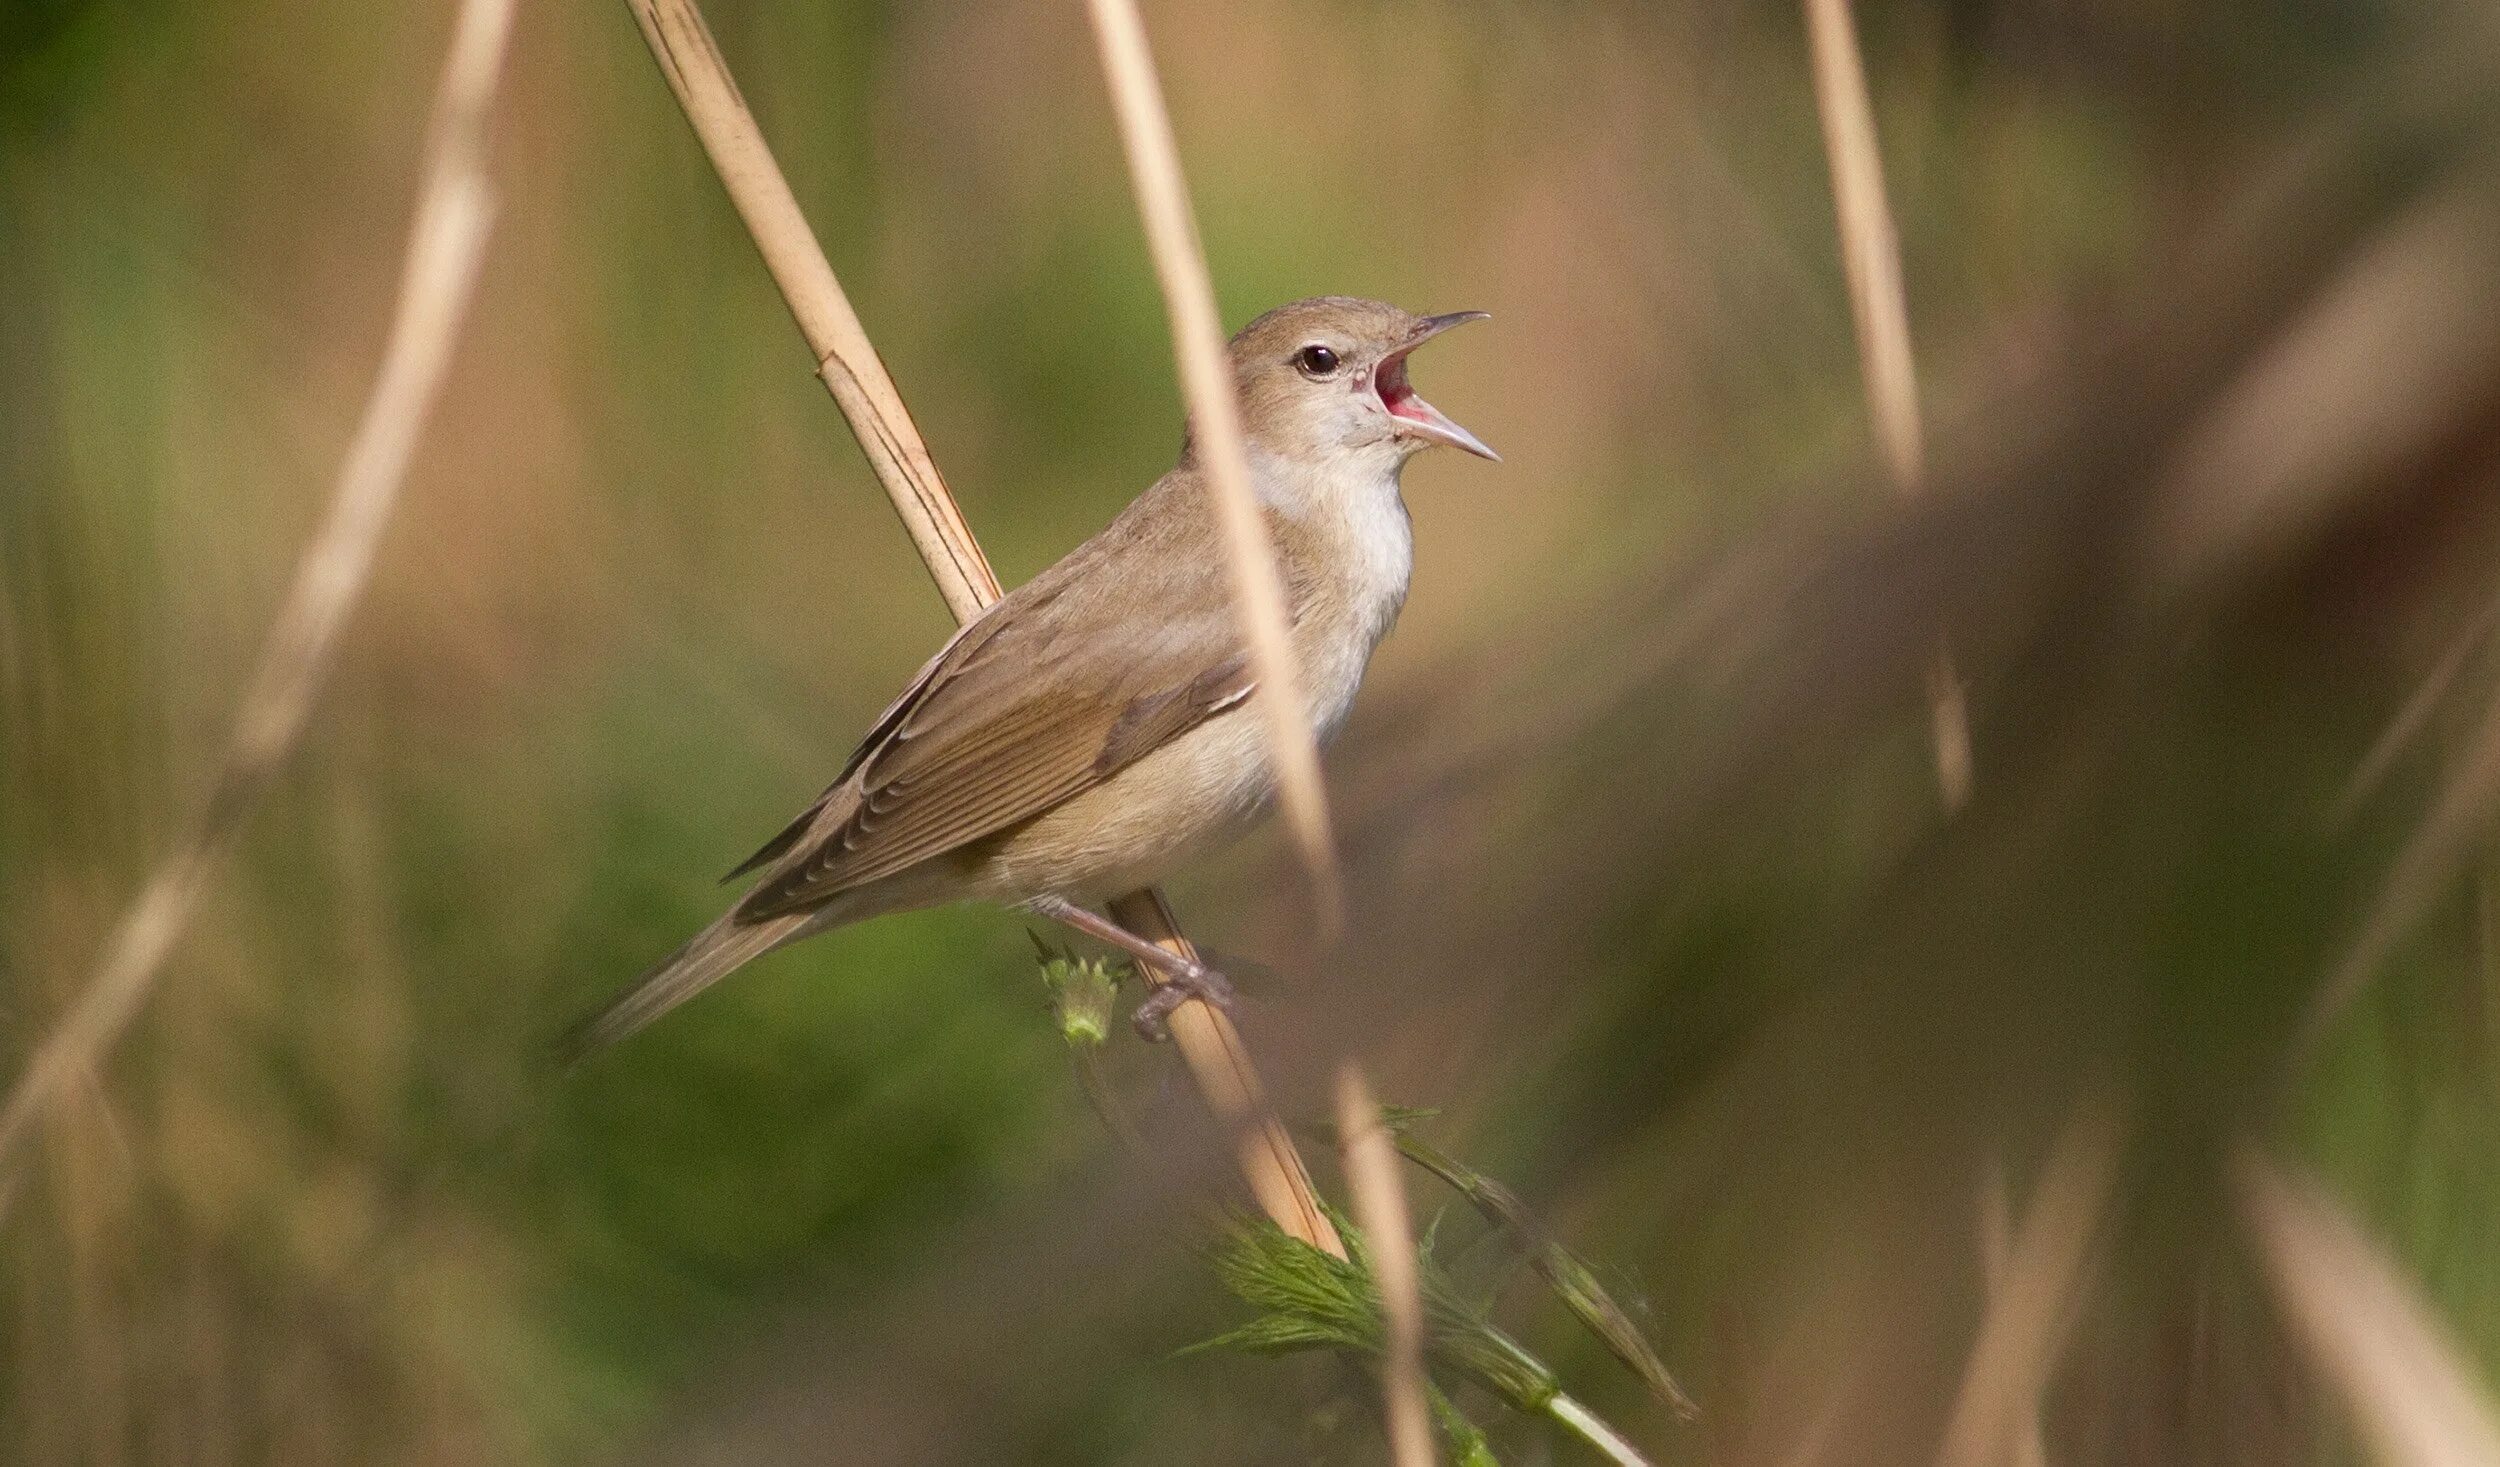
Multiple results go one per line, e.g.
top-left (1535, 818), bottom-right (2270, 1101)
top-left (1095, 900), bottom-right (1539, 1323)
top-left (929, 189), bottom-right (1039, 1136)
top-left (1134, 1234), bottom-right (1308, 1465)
top-left (569, 298), bottom-right (1494, 1055)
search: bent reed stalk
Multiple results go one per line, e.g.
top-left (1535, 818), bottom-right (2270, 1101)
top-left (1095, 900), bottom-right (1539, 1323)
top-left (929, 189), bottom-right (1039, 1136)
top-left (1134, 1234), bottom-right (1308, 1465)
top-left (1082, 0), bottom-right (1347, 931)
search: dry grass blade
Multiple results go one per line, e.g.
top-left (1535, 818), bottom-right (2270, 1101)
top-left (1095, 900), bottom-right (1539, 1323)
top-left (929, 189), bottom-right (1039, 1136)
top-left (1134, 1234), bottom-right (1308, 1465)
top-left (0, 0), bottom-right (514, 1218)
top-left (1336, 1065), bottom-right (1436, 1467)
top-left (1082, 0), bottom-right (1346, 929)
top-left (1936, 1101), bottom-right (2123, 1467)
top-left (2238, 1153), bottom-right (2500, 1467)
top-left (1802, 0), bottom-right (1972, 809)
top-left (624, 0), bottom-right (1342, 1258)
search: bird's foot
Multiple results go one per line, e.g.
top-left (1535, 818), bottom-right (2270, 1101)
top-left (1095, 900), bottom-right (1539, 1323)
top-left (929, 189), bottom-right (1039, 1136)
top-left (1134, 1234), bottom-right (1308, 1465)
top-left (1022, 896), bottom-right (1242, 1040)
top-left (1130, 962), bottom-right (1237, 1042)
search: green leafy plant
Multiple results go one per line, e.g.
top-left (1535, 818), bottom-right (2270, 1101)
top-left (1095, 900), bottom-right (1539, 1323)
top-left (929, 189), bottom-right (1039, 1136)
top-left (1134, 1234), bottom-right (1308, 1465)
top-left (1029, 944), bottom-right (1681, 1461)
top-left (1191, 1204), bottom-right (1655, 1466)
top-left (1391, 1123), bottom-right (1697, 1421)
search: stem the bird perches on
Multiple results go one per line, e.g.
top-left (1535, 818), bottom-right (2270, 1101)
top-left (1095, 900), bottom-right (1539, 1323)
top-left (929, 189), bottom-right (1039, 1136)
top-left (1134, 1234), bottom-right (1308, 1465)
top-left (624, 0), bottom-right (1344, 1258)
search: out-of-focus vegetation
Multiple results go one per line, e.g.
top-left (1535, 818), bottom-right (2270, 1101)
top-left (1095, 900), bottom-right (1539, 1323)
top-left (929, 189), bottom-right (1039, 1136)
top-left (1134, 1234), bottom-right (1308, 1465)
top-left (6, 0), bottom-right (2498, 1463)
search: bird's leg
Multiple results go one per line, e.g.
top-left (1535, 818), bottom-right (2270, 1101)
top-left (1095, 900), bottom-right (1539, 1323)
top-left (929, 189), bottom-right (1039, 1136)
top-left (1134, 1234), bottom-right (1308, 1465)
top-left (1025, 896), bottom-right (1237, 1040)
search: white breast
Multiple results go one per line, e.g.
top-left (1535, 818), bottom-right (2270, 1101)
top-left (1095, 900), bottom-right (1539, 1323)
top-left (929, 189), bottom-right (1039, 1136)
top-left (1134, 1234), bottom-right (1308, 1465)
top-left (1262, 453), bottom-right (1413, 741)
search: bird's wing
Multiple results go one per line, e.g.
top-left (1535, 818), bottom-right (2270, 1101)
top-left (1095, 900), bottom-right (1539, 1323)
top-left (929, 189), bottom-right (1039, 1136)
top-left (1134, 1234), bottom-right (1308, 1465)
top-left (718, 621), bottom-right (978, 883)
top-left (731, 571), bottom-right (1254, 921)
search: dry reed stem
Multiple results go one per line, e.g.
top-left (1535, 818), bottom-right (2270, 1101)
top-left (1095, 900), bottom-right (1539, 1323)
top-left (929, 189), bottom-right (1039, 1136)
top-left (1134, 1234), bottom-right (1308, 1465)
top-left (1335, 1064), bottom-right (1436, 1467)
top-left (625, 0), bottom-right (1343, 1258)
top-left (0, 0), bottom-right (514, 1217)
top-left (1081, 0), bottom-right (1345, 931)
top-left (1802, 0), bottom-right (1973, 809)
top-left (1936, 1102), bottom-right (2122, 1467)
top-left (2239, 1153), bottom-right (2500, 1467)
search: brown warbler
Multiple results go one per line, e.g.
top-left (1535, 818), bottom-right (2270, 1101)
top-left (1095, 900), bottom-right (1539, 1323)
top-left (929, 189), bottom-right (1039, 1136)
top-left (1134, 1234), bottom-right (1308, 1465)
top-left (570, 297), bottom-right (1493, 1054)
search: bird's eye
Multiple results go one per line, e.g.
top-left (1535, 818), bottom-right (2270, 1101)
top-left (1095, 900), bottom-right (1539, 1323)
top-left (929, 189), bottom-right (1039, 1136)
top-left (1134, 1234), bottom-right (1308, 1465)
top-left (1294, 344), bottom-right (1340, 377)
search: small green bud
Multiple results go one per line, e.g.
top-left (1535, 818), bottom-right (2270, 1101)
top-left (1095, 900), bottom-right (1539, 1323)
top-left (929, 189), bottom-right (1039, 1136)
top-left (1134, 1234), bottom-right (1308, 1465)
top-left (1034, 938), bottom-right (1125, 1048)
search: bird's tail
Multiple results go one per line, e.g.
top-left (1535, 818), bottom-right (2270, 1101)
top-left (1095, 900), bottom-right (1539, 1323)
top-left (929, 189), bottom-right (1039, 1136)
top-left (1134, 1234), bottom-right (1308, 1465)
top-left (559, 908), bottom-right (814, 1063)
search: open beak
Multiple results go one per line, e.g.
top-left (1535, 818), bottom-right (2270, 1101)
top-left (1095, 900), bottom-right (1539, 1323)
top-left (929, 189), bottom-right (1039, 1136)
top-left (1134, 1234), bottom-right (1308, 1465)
top-left (1376, 310), bottom-right (1499, 461)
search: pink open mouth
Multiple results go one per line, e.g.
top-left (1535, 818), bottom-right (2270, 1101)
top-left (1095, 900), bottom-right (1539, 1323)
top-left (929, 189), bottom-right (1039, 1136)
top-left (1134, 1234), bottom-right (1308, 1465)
top-left (1373, 336), bottom-right (1499, 461)
top-left (1378, 351), bottom-right (1427, 424)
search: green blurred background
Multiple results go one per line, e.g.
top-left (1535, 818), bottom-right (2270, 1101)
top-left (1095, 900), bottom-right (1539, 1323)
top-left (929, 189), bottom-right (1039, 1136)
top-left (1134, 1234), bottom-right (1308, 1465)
top-left (7, 0), bottom-right (2500, 1462)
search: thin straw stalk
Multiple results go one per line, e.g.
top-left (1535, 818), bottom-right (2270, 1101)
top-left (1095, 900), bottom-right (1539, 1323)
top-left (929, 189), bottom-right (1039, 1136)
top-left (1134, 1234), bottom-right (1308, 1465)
top-left (0, 0), bottom-right (515, 1217)
top-left (1081, 0), bottom-right (1346, 930)
top-left (623, 0), bottom-right (1342, 1258)
top-left (1802, 0), bottom-right (1973, 809)
top-left (1336, 1066), bottom-right (1437, 1467)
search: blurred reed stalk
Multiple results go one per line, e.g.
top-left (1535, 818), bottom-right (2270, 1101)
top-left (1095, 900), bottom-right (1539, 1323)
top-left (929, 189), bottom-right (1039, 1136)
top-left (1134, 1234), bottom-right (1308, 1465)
top-left (1938, 1101), bottom-right (2122, 1467)
top-left (1335, 1066), bottom-right (1436, 1467)
top-left (1081, 0), bottom-right (1345, 931)
top-left (2239, 1154), bottom-right (2500, 1467)
top-left (0, 0), bottom-right (516, 1217)
top-left (623, 0), bottom-right (1344, 1257)
top-left (1802, 0), bottom-right (1973, 809)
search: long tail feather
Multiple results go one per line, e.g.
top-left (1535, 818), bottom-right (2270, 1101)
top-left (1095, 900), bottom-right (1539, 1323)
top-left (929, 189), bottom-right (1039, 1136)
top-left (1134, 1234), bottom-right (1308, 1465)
top-left (559, 910), bottom-right (812, 1063)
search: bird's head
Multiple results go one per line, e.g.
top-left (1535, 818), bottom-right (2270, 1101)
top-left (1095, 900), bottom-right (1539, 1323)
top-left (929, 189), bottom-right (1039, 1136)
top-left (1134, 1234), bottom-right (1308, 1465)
top-left (1220, 296), bottom-right (1497, 473)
